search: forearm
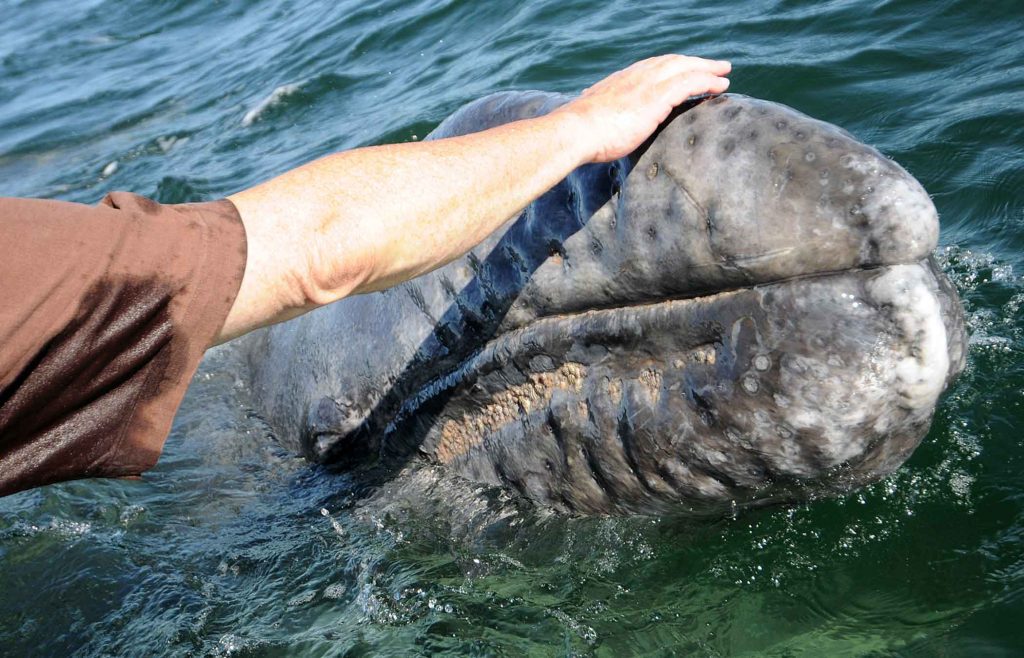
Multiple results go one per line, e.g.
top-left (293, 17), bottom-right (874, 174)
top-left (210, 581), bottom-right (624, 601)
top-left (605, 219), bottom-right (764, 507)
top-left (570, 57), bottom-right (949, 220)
top-left (220, 112), bottom-right (585, 342)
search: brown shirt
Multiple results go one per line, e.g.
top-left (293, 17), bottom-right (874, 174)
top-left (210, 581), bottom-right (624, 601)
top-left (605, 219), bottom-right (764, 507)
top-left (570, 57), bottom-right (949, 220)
top-left (0, 192), bottom-right (247, 496)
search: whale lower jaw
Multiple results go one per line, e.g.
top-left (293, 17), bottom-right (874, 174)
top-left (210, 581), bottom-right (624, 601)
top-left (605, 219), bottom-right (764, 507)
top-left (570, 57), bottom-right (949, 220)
top-left (359, 260), bottom-right (964, 515)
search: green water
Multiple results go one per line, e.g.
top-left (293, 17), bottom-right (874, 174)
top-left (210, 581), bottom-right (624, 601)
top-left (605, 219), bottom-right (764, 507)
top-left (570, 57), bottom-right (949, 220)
top-left (1, 0), bottom-right (1022, 655)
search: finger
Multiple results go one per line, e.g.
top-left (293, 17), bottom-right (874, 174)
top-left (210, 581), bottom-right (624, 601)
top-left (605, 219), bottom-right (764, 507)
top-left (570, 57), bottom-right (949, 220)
top-left (655, 72), bottom-right (730, 107)
top-left (637, 54), bottom-right (731, 80)
top-left (631, 59), bottom-right (730, 94)
top-left (655, 54), bottom-right (732, 78)
top-left (647, 66), bottom-right (729, 95)
top-left (585, 56), bottom-right (730, 98)
top-left (620, 55), bottom-right (727, 82)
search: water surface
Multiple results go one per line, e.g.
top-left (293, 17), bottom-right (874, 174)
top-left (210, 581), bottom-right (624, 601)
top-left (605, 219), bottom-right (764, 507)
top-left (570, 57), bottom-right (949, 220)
top-left (2, 0), bottom-right (1023, 655)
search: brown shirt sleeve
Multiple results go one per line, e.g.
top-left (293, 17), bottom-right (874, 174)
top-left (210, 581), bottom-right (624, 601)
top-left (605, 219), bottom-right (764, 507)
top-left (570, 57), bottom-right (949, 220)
top-left (0, 192), bottom-right (247, 496)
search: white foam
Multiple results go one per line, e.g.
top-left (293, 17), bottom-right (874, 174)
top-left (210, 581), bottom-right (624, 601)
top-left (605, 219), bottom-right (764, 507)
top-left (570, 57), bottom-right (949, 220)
top-left (323, 582), bottom-right (347, 599)
top-left (156, 135), bottom-right (186, 152)
top-left (241, 82), bottom-right (302, 127)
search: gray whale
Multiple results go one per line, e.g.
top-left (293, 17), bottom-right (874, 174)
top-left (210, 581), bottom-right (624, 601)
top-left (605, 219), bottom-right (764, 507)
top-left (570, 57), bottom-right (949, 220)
top-left (232, 92), bottom-right (967, 515)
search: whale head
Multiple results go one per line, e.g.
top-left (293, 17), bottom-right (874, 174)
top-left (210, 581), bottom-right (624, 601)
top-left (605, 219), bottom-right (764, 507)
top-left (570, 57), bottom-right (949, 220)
top-left (404, 93), bottom-right (967, 514)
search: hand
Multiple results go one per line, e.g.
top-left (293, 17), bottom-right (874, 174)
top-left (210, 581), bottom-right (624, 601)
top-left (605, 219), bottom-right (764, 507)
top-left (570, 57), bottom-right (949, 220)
top-left (554, 55), bottom-right (731, 164)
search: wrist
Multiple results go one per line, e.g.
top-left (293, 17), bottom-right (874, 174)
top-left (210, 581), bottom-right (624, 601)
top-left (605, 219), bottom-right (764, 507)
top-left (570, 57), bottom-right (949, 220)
top-left (539, 107), bottom-right (595, 168)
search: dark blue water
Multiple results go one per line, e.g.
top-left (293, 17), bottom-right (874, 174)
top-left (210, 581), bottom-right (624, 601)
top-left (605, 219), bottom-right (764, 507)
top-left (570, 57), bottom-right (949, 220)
top-left (2, 0), bottom-right (1023, 655)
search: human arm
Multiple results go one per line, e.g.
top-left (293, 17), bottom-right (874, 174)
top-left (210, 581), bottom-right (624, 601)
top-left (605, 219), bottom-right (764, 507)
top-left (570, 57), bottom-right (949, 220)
top-left (0, 55), bottom-right (727, 495)
top-left (217, 55), bottom-right (731, 343)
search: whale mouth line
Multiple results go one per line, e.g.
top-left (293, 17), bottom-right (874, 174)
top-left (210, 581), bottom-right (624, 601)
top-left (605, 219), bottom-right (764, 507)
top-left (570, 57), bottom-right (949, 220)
top-left (511, 257), bottom-right (902, 329)
top-left (384, 294), bottom-right (721, 440)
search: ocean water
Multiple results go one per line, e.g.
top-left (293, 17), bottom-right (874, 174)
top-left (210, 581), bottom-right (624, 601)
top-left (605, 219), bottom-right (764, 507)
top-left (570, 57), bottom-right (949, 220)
top-left (1, 0), bottom-right (1022, 655)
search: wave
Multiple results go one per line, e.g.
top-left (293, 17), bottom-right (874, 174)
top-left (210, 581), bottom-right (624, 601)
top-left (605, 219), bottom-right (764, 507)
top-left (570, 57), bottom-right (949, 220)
top-left (240, 73), bottom-right (360, 128)
top-left (241, 82), bottom-right (304, 127)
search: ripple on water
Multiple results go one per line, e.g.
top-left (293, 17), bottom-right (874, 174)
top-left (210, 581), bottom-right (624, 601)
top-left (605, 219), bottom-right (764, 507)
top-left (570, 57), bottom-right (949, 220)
top-left (2, 0), bottom-right (1024, 654)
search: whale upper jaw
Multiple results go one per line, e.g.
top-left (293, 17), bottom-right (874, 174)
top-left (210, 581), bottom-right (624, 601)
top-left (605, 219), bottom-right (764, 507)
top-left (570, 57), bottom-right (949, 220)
top-left (502, 94), bottom-right (941, 329)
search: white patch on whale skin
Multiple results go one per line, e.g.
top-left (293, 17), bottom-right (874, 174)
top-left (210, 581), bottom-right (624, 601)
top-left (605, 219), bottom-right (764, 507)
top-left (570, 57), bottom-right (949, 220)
top-left (242, 82), bottom-right (303, 127)
top-left (841, 152), bottom-right (939, 262)
top-left (865, 264), bottom-right (950, 413)
top-left (769, 265), bottom-right (950, 469)
top-left (777, 348), bottom-right (892, 466)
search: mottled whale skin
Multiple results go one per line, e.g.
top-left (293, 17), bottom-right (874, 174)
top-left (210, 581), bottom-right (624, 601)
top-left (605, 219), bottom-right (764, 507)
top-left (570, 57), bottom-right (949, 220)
top-left (233, 92), bottom-right (967, 515)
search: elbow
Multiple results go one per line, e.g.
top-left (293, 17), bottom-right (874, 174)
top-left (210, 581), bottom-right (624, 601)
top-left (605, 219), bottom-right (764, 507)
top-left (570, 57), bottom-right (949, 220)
top-left (299, 239), bottom-right (373, 308)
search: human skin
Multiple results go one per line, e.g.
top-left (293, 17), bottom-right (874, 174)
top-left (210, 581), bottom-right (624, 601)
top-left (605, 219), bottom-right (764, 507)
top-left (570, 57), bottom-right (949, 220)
top-left (218, 55), bottom-right (731, 344)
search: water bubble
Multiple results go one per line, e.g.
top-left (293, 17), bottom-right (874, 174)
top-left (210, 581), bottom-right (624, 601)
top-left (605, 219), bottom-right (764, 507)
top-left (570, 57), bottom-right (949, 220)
top-left (119, 505), bottom-right (144, 526)
top-left (217, 634), bottom-right (243, 655)
top-left (324, 583), bottom-right (347, 600)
